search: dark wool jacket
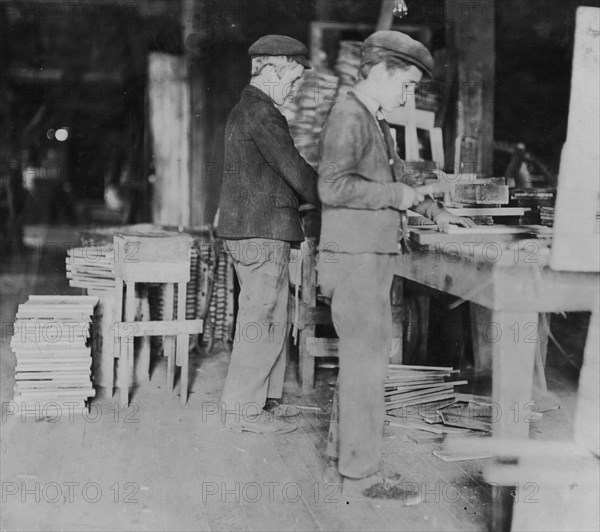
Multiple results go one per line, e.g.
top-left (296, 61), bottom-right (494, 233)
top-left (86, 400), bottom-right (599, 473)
top-left (216, 85), bottom-right (320, 242)
top-left (318, 91), bottom-right (442, 254)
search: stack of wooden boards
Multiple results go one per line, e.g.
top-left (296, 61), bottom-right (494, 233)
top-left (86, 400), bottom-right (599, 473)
top-left (67, 225), bottom-right (235, 352)
top-left (510, 187), bottom-right (555, 225)
top-left (280, 69), bottom-right (340, 167)
top-left (385, 364), bottom-right (489, 436)
top-left (540, 206), bottom-right (555, 227)
top-left (200, 242), bottom-right (235, 349)
top-left (10, 295), bottom-right (98, 411)
top-left (66, 245), bottom-right (114, 295)
top-left (334, 40), bottom-right (361, 100)
top-left (385, 364), bottom-right (465, 412)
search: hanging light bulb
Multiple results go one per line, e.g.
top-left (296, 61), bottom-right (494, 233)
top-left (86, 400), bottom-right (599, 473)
top-left (393, 0), bottom-right (408, 18)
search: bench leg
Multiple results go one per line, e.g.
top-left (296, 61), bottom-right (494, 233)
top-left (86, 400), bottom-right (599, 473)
top-left (390, 276), bottom-right (403, 364)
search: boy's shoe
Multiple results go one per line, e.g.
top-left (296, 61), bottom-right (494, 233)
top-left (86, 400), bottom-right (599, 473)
top-left (225, 411), bottom-right (297, 435)
top-left (342, 470), bottom-right (421, 506)
top-left (264, 399), bottom-right (300, 419)
top-left (323, 459), bottom-right (343, 485)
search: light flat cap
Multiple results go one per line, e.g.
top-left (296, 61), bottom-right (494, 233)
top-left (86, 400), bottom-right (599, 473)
top-left (248, 35), bottom-right (311, 69)
top-left (363, 30), bottom-right (433, 78)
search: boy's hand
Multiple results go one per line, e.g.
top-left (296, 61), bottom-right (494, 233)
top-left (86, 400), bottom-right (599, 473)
top-left (433, 210), bottom-right (476, 232)
top-left (395, 183), bottom-right (425, 210)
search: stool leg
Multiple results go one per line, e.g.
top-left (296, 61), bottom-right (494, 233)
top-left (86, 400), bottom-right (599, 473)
top-left (119, 337), bottom-right (129, 409)
top-left (114, 278), bottom-right (124, 361)
top-left (176, 282), bottom-right (188, 405)
top-left (325, 382), bottom-right (339, 459)
top-left (120, 281), bottom-right (136, 408)
top-left (163, 283), bottom-right (175, 390)
top-left (135, 287), bottom-right (151, 384)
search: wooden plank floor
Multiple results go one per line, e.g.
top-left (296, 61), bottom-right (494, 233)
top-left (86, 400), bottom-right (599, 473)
top-left (0, 226), bottom-right (583, 532)
top-left (1, 350), bottom-right (492, 532)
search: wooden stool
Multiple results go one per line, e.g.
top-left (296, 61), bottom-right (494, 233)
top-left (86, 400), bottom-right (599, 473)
top-left (112, 234), bottom-right (203, 407)
top-left (291, 238), bottom-right (338, 393)
top-left (292, 238), bottom-right (405, 393)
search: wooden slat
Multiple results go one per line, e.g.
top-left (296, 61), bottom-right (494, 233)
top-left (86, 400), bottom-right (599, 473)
top-left (113, 319), bottom-right (203, 337)
top-left (485, 457), bottom-right (599, 486)
top-left (15, 372), bottom-right (90, 380)
top-left (305, 337), bottom-right (338, 358)
top-left (10, 349), bottom-right (91, 356)
top-left (27, 295), bottom-right (99, 304)
top-left (446, 207), bottom-right (528, 217)
top-left (444, 437), bottom-right (593, 459)
top-left (389, 363), bottom-right (456, 371)
top-left (113, 261), bottom-right (190, 283)
top-left (442, 224), bottom-right (545, 235)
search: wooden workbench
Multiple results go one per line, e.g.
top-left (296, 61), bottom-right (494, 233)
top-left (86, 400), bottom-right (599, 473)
top-left (395, 238), bottom-right (600, 438)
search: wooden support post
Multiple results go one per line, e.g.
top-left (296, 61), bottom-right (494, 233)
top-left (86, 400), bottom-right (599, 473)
top-left (491, 309), bottom-right (538, 439)
top-left (147, 53), bottom-right (190, 226)
top-left (183, 0), bottom-right (216, 226)
top-left (574, 303), bottom-right (600, 455)
top-left (445, 0), bottom-right (495, 176)
top-left (299, 239), bottom-right (318, 392)
top-left (376, 0), bottom-right (396, 31)
top-left (490, 308), bottom-right (538, 532)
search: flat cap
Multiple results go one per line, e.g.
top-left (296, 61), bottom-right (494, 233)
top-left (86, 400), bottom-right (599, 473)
top-left (363, 30), bottom-right (433, 78)
top-left (248, 35), bottom-right (311, 69)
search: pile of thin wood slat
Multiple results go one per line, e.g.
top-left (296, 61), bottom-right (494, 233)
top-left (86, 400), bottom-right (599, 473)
top-left (334, 40), bottom-right (362, 101)
top-left (10, 295), bottom-right (98, 410)
top-left (280, 69), bottom-right (340, 167)
top-left (201, 243), bottom-right (234, 349)
top-left (385, 364), bottom-right (480, 435)
top-left (66, 245), bottom-right (114, 294)
top-left (67, 226), bottom-right (234, 351)
top-left (385, 364), bottom-right (464, 411)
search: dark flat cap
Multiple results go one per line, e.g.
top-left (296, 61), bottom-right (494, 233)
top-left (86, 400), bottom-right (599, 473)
top-left (363, 30), bottom-right (433, 78)
top-left (248, 34), bottom-right (311, 69)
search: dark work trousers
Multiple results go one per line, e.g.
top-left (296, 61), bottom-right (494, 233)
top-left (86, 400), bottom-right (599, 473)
top-left (221, 238), bottom-right (290, 416)
top-left (318, 252), bottom-right (396, 479)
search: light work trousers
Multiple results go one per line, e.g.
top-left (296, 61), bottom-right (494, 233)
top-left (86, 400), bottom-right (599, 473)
top-left (221, 238), bottom-right (290, 415)
top-left (319, 252), bottom-right (396, 479)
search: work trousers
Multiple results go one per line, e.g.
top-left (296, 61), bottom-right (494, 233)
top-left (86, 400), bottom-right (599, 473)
top-left (221, 238), bottom-right (290, 415)
top-left (319, 252), bottom-right (396, 479)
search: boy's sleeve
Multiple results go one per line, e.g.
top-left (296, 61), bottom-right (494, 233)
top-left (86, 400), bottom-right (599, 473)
top-left (318, 112), bottom-right (407, 210)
